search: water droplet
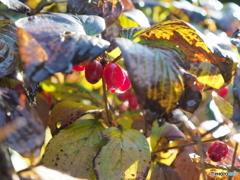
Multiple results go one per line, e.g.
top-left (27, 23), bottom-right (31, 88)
top-left (6, 112), bottom-right (11, 116)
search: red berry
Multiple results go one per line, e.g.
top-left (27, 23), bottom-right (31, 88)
top-left (72, 65), bottom-right (85, 71)
top-left (103, 63), bottom-right (126, 89)
top-left (85, 60), bottom-right (103, 84)
top-left (128, 94), bottom-right (139, 110)
top-left (207, 142), bottom-right (228, 162)
top-left (117, 89), bottom-right (132, 101)
top-left (119, 70), bottom-right (131, 92)
top-left (217, 86), bottom-right (229, 98)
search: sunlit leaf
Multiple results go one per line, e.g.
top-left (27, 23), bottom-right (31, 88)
top-left (149, 121), bottom-right (186, 153)
top-left (67, 0), bottom-right (122, 26)
top-left (42, 119), bottom-right (107, 179)
top-left (17, 165), bottom-right (88, 180)
top-left (0, 0), bottom-right (30, 13)
top-left (120, 27), bottom-right (145, 40)
top-left (94, 127), bottom-right (151, 180)
top-left (150, 162), bottom-right (180, 180)
top-left (49, 100), bottom-right (104, 135)
top-left (0, 88), bottom-right (44, 158)
top-left (75, 15), bottom-right (106, 36)
top-left (41, 80), bottom-right (104, 106)
top-left (0, 19), bottom-right (19, 78)
top-left (115, 38), bottom-right (185, 119)
top-left (134, 20), bottom-right (236, 89)
top-left (213, 92), bottom-right (233, 118)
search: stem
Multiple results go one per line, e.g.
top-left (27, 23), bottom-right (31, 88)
top-left (201, 122), bottom-right (224, 138)
top-left (152, 136), bottom-right (226, 154)
top-left (102, 78), bottom-right (112, 126)
top-left (195, 135), bottom-right (207, 180)
top-left (111, 54), bottom-right (122, 63)
top-left (228, 142), bottom-right (239, 180)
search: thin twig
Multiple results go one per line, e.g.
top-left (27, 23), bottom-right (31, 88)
top-left (201, 122), bottom-right (224, 138)
top-left (102, 78), bottom-right (112, 126)
top-left (152, 136), bottom-right (226, 154)
top-left (111, 53), bottom-right (122, 63)
top-left (228, 142), bottom-right (239, 180)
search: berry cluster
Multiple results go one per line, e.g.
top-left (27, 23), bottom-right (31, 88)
top-left (117, 89), bottom-right (139, 110)
top-left (207, 141), bottom-right (228, 162)
top-left (72, 60), bottom-right (131, 92)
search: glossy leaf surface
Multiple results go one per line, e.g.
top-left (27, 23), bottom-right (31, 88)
top-left (0, 19), bottom-right (19, 78)
top-left (49, 100), bottom-right (103, 135)
top-left (134, 20), bottom-right (236, 89)
top-left (67, 0), bottom-right (122, 26)
top-left (16, 13), bottom-right (109, 83)
top-left (94, 127), bottom-right (151, 180)
top-left (0, 88), bottom-right (44, 158)
top-left (42, 119), bottom-right (106, 179)
top-left (76, 15), bottom-right (106, 36)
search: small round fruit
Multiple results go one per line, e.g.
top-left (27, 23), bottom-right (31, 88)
top-left (85, 60), bottom-right (103, 84)
top-left (128, 94), bottom-right (139, 110)
top-left (72, 65), bottom-right (85, 71)
top-left (217, 86), bottom-right (229, 98)
top-left (103, 63), bottom-right (126, 89)
top-left (207, 142), bottom-right (228, 162)
top-left (117, 89), bottom-right (132, 101)
top-left (119, 70), bottom-right (131, 92)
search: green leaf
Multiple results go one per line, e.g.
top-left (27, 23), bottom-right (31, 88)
top-left (49, 100), bottom-right (104, 135)
top-left (42, 119), bottom-right (107, 179)
top-left (76, 15), bottom-right (106, 36)
top-left (0, 19), bottom-right (19, 77)
top-left (94, 127), bottom-right (151, 180)
top-left (120, 27), bottom-right (145, 40)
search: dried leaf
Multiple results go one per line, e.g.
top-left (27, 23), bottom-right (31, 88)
top-left (17, 165), bottom-right (88, 180)
top-left (134, 20), bottom-right (236, 89)
top-left (0, 88), bottom-right (44, 158)
top-left (42, 119), bottom-right (106, 179)
top-left (150, 162), bottom-right (180, 180)
top-left (173, 146), bottom-right (201, 180)
top-left (0, 0), bottom-right (30, 13)
top-left (49, 100), bottom-right (103, 135)
top-left (67, 0), bottom-right (122, 26)
top-left (94, 127), bottom-right (151, 180)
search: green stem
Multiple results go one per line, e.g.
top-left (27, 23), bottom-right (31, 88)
top-left (102, 78), bottom-right (112, 126)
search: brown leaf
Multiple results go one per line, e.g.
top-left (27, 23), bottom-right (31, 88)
top-left (49, 100), bottom-right (103, 135)
top-left (150, 162), bottom-right (180, 180)
top-left (17, 165), bottom-right (88, 180)
top-left (173, 146), bottom-right (201, 180)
